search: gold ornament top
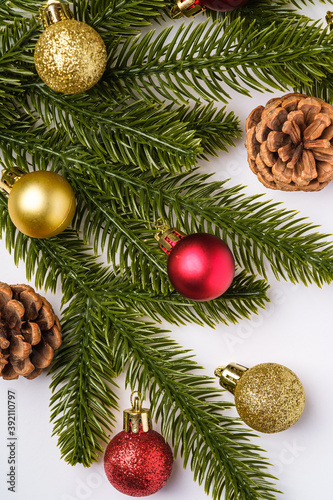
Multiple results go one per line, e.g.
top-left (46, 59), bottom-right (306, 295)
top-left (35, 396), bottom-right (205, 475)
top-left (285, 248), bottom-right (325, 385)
top-left (123, 392), bottom-right (152, 433)
top-left (38, 1), bottom-right (73, 28)
top-left (154, 218), bottom-right (186, 254)
top-left (215, 363), bottom-right (248, 395)
top-left (234, 363), bottom-right (305, 434)
top-left (0, 167), bottom-right (25, 194)
top-left (170, 0), bottom-right (206, 19)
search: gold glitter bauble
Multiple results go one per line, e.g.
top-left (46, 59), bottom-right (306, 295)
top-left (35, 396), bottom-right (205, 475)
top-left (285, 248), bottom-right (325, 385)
top-left (234, 363), bottom-right (305, 433)
top-left (34, 19), bottom-right (107, 94)
top-left (8, 171), bottom-right (76, 238)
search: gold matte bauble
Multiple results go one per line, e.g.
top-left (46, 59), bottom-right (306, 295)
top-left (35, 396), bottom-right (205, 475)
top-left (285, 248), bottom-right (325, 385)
top-left (8, 171), bottom-right (76, 238)
top-left (234, 363), bottom-right (305, 433)
top-left (34, 19), bottom-right (107, 94)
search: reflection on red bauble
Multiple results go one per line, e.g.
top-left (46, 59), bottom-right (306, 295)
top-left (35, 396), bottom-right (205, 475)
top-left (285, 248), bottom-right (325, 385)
top-left (167, 233), bottom-right (235, 301)
top-left (104, 429), bottom-right (173, 497)
top-left (199, 0), bottom-right (248, 11)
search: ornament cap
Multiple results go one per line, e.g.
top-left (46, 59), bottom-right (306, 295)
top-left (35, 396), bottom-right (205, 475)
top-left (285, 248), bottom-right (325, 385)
top-left (39, 1), bottom-right (73, 28)
top-left (326, 11), bottom-right (333, 30)
top-left (123, 392), bottom-right (152, 433)
top-left (170, 0), bottom-right (206, 18)
top-left (0, 168), bottom-right (25, 194)
top-left (154, 221), bottom-right (186, 255)
top-left (215, 362), bottom-right (248, 395)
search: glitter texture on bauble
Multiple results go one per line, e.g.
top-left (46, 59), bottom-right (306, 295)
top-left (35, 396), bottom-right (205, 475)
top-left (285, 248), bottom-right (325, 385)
top-left (104, 394), bottom-right (173, 497)
top-left (235, 363), bottom-right (305, 433)
top-left (215, 362), bottom-right (305, 433)
top-left (104, 430), bottom-right (173, 497)
top-left (34, 1), bottom-right (107, 94)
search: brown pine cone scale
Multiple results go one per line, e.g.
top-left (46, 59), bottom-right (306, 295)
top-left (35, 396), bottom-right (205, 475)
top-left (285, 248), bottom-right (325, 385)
top-left (0, 283), bottom-right (62, 380)
top-left (245, 93), bottom-right (333, 191)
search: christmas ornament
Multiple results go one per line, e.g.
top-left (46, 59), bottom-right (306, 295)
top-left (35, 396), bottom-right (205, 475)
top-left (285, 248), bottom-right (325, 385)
top-left (326, 11), bottom-right (333, 30)
top-left (171, 0), bottom-right (248, 19)
top-left (34, 0), bottom-right (107, 94)
top-left (104, 392), bottom-right (173, 497)
top-left (245, 92), bottom-right (333, 192)
top-left (0, 282), bottom-right (62, 380)
top-left (155, 222), bottom-right (235, 301)
top-left (215, 362), bottom-right (305, 433)
top-left (0, 168), bottom-right (76, 238)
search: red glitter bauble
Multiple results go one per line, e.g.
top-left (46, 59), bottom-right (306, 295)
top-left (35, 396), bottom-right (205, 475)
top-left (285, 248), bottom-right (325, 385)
top-left (104, 429), bottom-right (173, 497)
top-left (199, 0), bottom-right (248, 11)
top-left (167, 233), bottom-right (235, 301)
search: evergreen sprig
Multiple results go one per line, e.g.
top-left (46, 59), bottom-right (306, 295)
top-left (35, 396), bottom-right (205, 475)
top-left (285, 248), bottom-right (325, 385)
top-left (2, 127), bottom-right (333, 291)
top-left (112, 318), bottom-right (281, 500)
top-left (0, 98), bottom-right (241, 172)
top-left (27, 89), bottom-right (204, 172)
top-left (0, 208), bottom-right (278, 497)
top-left (1, 1), bottom-right (333, 499)
top-left (106, 17), bottom-right (333, 103)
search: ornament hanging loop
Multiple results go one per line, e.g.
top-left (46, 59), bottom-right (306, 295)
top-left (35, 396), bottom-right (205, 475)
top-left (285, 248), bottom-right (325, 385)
top-left (123, 392), bottom-right (152, 433)
top-left (154, 218), bottom-right (169, 234)
top-left (130, 390), bottom-right (142, 411)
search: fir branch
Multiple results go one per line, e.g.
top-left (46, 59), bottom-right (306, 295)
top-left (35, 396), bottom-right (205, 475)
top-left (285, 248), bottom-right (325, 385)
top-left (0, 203), bottom-right (272, 478)
top-left (66, 161), bottom-right (333, 287)
top-left (0, 192), bottom-right (269, 329)
top-left (1, 128), bottom-right (333, 288)
top-left (111, 318), bottom-right (280, 500)
top-left (106, 17), bottom-right (333, 103)
top-left (49, 293), bottom-right (119, 466)
top-left (23, 88), bottom-right (203, 173)
top-left (174, 102), bottom-right (242, 158)
top-left (0, 207), bottom-right (120, 466)
top-left (2, 11), bottom-right (333, 107)
top-left (97, 270), bottom-right (270, 327)
top-left (0, 170), bottom-right (269, 330)
top-left (0, 200), bottom-right (277, 496)
top-left (0, 96), bottom-right (241, 176)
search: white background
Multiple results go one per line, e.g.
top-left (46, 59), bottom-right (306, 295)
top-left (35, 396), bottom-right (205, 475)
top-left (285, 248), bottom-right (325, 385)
top-left (0, 2), bottom-right (332, 499)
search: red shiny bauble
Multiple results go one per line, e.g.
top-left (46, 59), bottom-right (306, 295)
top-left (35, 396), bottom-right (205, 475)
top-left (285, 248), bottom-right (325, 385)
top-left (104, 429), bottom-right (173, 497)
top-left (199, 0), bottom-right (248, 11)
top-left (167, 233), bottom-right (235, 301)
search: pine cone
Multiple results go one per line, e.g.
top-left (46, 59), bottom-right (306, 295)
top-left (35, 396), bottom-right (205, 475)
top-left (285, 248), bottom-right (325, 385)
top-left (0, 283), bottom-right (62, 380)
top-left (245, 93), bottom-right (333, 191)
